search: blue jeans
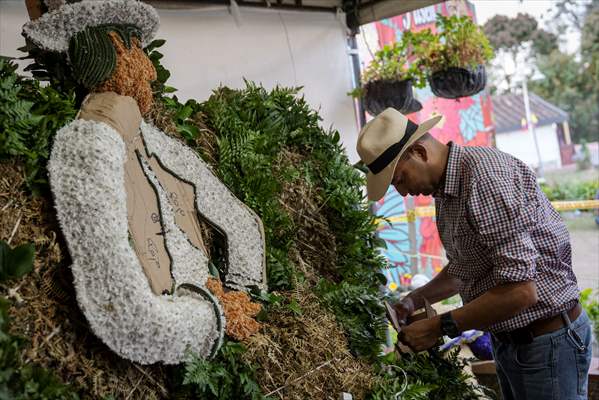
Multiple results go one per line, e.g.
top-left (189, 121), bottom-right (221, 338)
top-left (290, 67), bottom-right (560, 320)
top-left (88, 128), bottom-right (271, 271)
top-left (491, 311), bottom-right (593, 400)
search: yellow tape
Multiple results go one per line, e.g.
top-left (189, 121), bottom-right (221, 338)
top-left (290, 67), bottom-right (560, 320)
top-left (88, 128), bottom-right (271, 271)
top-left (552, 200), bottom-right (599, 211)
top-left (375, 200), bottom-right (599, 225)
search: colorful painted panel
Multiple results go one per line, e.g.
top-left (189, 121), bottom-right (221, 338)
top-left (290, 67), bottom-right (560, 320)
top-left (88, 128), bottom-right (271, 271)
top-left (372, 1), bottom-right (495, 292)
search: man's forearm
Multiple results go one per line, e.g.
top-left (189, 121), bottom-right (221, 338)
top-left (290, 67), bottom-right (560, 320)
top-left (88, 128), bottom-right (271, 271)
top-left (406, 266), bottom-right (461, 310)
top-left (451, 280), bottom-right (538, 332)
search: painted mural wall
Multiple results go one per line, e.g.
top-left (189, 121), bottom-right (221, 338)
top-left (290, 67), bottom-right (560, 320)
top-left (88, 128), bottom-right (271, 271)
top-left (369, 1), bottom-right (495, 292)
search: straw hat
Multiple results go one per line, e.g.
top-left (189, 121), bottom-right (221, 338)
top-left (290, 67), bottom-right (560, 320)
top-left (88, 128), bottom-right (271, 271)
top-left (356, 108), bottom-right (442, 201)
top-left (22, 0), bottom-right (159, 53)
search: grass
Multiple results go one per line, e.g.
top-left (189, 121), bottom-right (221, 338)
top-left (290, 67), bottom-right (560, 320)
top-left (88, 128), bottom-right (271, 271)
top-left (563, 212), bottom-right (598, 231)
top-left (544, 166), bottom-right (599, 186)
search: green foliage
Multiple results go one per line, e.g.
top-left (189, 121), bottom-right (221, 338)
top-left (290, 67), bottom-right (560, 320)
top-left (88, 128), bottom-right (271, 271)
top-left (19, 42), bottom-right (82, 100)
top-left (482, 13), bottom-right (556, 89)
top-left (354, 13), bottom-right (494, 97)
top-left (540, 179), bottom-right (599, 201)
top-left (369, 350), bottom-right (495, 400)
top-left (0, 241), bottom-right (34, 281)
top-left (577, 140), bottom-right (592, 170)
top-left (196, 81), bottom-right (389, 358)
top-left (0, 60), bottom-right (42, 159)
top-left (528, 49), bottom-right (599, 144)
top-left (177, 341), bottom-right (265, 400)
top-left (412, 14), bottom-right (494, 73)
top-left (485, 4), bottom-right (599, 143)
top-left (0, 59), bottom-right (76, 193)
top-left (317, 280), bottom-right (387, 360)
top-left (144, 39), bottom-right (177, 98)
top-left (483, 13), bottom-right (546, 56)
top-left (580, 288), bottom-right (599, 337)
top-left (355, 40), bottom-right (427, 94)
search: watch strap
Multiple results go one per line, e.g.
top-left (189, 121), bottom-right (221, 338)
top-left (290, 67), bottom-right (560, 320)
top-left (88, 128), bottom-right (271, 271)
top-left (440, 311), bottom-right (460, 338)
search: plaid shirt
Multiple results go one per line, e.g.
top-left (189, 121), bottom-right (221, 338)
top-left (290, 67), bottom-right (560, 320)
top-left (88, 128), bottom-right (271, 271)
top-left (434, 143), bottom-right (579, 333)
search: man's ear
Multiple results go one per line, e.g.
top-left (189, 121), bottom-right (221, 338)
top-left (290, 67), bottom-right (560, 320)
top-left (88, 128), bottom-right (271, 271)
top-left (409, 142), bottom-right (428, 162)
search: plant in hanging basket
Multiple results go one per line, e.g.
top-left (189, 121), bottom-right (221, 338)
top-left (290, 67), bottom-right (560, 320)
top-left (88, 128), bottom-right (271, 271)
top-left (350, 41), bottom-right (426, 115)
top-left (412, 14), bottom-right (494, 99)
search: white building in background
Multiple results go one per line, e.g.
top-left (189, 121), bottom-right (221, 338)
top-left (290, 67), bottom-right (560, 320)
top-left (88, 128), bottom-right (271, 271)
top-left (492, 92), bottom-right (573, 171)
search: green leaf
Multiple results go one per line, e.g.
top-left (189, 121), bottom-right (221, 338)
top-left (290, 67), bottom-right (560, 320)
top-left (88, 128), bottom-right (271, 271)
top-left (287, 299), bottom-right (302, 315)
top-left (0, 240), bottom-right (35, 281)
top-left (144, 39), bottom-right (166, 53)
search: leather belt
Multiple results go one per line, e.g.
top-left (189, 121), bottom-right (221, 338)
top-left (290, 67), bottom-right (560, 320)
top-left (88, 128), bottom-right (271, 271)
top-left (494, 302), bottom-right (582, 345)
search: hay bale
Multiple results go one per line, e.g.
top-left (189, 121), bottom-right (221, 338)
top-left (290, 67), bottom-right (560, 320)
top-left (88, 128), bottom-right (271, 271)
top-left (242, 279), bottom-right (377, 400)
top-left (0, 161), bottom-right (169, 399)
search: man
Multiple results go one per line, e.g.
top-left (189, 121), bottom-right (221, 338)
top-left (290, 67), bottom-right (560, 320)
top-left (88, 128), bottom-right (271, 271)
top-left (357, 108), bottom-right (592, 400)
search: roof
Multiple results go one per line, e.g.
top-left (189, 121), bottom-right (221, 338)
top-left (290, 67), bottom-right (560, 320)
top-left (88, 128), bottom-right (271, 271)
top-left (492, 92), bottom-right (568, 134)
top-left (149, 0), bottom-right (442, 28)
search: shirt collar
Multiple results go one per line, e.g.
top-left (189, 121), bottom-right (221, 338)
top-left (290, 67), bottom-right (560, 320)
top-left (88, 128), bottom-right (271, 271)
top-left (435, 142), bottom-right (463, 198)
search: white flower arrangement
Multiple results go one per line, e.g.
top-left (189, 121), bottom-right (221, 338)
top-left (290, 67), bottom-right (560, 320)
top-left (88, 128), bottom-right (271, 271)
top-left (23, 0), bottom-right (159, 53)
top-left (44, 0), bottom-right (65, 12)
top-left (140, 121), bottom-right (267, 292)
top-left (48, 118), bottom-right (266, 364)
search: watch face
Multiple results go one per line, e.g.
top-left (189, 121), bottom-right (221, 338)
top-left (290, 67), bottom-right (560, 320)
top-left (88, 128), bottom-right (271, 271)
top-left (442, 312), bottom-right (460, 338)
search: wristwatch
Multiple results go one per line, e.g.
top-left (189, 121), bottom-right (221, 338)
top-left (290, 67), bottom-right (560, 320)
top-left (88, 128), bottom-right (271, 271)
top-left (440, 312), bottom-right (461, 338)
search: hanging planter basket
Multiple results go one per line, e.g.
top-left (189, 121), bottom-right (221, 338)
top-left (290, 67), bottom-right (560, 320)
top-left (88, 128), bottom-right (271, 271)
top-left (428, 65), bottom-right (487, 99)
top-left (362, 79), bottom-right (423, 116)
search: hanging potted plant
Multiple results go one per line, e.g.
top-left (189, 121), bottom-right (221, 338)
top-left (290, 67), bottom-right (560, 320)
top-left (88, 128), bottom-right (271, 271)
top-left (350, 40), bottom-right (426, 116)
top-left (412, 14), bottom-right (494, 99)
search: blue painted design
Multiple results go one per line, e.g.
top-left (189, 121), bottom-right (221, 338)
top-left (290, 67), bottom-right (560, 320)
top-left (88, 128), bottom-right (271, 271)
top-left (459, 94), bottom-right (485, 142)
top-left (373, 186), bottom-right (412, 291)
top-left (414, 85), bottom-right (434, 102)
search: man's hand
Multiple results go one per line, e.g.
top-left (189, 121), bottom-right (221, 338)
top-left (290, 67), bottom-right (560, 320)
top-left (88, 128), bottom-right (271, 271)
top-left (399, 316), bottom-right (442, 352)
top-left (392, 296), bottom-right (415, 326)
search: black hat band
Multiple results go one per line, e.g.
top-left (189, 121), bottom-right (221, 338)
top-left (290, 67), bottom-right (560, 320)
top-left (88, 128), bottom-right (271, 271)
top-left (367, 119), bottom-right (419, 174)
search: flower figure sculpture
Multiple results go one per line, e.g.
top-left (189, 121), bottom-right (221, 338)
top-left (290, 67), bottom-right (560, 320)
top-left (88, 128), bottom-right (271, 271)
top-left (23, 0), bottom-right (266, 364)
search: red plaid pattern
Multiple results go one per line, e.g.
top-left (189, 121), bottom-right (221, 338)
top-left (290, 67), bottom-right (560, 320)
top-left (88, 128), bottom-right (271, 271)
top-left (434, 143), bottom-right (579, 333)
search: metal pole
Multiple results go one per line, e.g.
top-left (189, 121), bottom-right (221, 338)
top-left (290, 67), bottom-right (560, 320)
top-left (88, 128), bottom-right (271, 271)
top-left (347, 33), bottom-right (366, 128)
top-left (522, 78), bottom-right (544, 177)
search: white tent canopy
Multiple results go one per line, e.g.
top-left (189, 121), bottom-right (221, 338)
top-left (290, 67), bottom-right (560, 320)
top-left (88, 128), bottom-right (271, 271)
top-left (150, 0), bottom-right (442, 28)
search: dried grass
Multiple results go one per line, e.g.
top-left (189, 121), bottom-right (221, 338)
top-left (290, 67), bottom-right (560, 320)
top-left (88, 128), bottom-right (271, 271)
top-left (242, 276), bottom-right (377, 400)
top-left (0, 161), bottom-right (169, 399)
top-left (239, 150), bottom-right (379, 400)
top-left (0, 112), bottom-right (379, 399)
top-left (274, 149), bottom-right (338, 283)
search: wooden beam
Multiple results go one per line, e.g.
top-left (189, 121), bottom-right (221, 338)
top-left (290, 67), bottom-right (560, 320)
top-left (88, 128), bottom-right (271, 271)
top-left (357, 0), bottom-right (442, 26)
top-left (25, 0), bottom-right (44, 20)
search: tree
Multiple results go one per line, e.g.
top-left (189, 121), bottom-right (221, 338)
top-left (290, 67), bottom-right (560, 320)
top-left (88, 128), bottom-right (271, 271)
top-left (484, 2), bottom-right (598, 144)
top-left (528, 5), bottom-right (599, 144)
top-left (483, 13), bottom-right (557, 89)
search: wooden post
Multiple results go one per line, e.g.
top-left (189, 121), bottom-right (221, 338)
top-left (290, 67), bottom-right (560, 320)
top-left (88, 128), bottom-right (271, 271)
top-left (406, 196), bottom-right (419, 275)
top-left (25, 0), bottom-right (44, 20)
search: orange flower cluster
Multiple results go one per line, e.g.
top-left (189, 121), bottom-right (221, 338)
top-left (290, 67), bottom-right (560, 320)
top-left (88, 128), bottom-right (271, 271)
top-left (94, 32), bottom-right (156, 115)
top-left (206, 277), bottom-right (262, 341)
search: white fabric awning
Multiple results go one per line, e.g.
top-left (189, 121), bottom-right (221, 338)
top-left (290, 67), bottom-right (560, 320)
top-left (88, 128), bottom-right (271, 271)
top-left (149, 0), bottom-right (444, 27)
